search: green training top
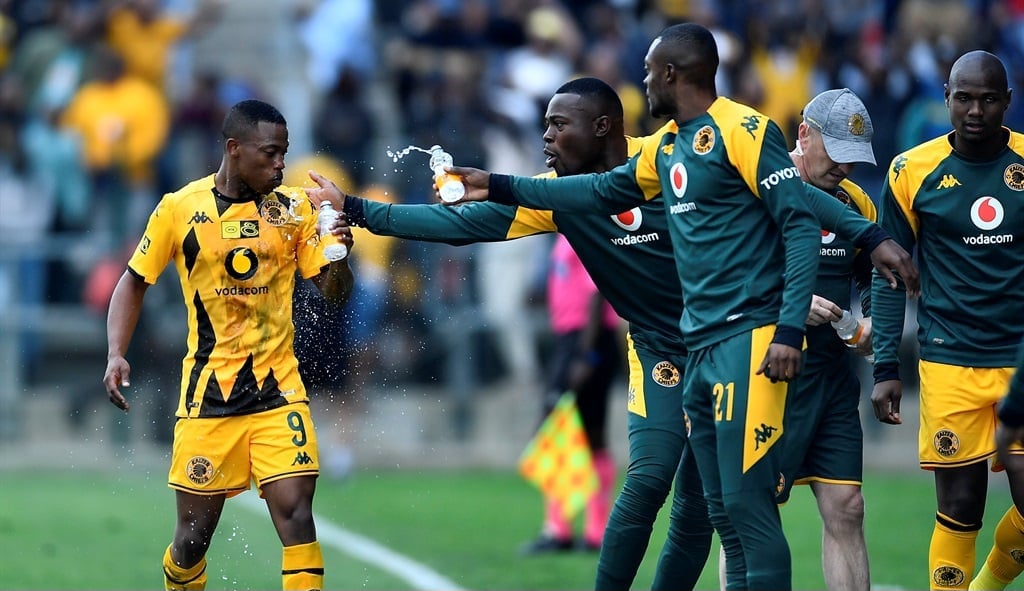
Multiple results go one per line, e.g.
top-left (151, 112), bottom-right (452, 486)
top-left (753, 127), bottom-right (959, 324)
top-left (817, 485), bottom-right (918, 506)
top-left (490, 97), bottom-right (877, 351)
top-left (872, 129), bottom-right (1024, 379)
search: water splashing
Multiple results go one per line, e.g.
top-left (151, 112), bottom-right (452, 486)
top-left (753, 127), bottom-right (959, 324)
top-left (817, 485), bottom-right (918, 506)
top-left (385, 145), bottom-right (433, 163)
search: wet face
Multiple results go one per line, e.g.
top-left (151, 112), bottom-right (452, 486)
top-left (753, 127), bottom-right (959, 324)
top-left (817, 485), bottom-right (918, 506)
top-left (797, 124), bottom-right (853, 191)
top-left (945, 65), bottom-right (1010, 150)
top-left (542, 93), bottom-right (603, 176)
top-left (644, 37), bottom-right (672, 119)
top-left (232, 121), bottom-right (288, 196)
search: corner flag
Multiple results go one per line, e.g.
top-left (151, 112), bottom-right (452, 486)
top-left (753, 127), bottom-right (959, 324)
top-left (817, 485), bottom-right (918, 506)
top-left (518, 392), bottom-right (599, 520)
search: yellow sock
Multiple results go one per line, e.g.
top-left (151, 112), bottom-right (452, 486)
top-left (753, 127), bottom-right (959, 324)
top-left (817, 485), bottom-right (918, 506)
top-left (931, 513), bottom-right (980, 590)
top-left (970, 506), bottom-right (1024, 590)
top-left (162, 545), bottom-right (207, 591)
top-left (282, 541), bottom-right (324, 591)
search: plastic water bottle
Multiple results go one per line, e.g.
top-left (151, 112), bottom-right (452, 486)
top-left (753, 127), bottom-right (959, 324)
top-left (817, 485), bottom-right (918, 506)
top-left (428, 145), bottom-right (466, 203)
top-left (831, 310), bottom-right (874, 363)
top-left (318, 201), bottom-right (348, 261)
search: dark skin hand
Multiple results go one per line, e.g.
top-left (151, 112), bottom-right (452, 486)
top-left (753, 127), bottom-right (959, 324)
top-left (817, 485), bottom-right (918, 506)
top-left (871, 239), bottom-right (920, 298)
top-left (870, 380), bottom-right (902, 425)
top-left (756, 343), bottom-right (803, 383)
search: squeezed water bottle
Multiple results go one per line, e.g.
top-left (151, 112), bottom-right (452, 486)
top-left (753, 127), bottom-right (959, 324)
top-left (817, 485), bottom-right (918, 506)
top-left (318, 201), bottom-right (348, 261)
top-left (831, 310), bottom-right (874, 363)
top-left (428, 145), bottom-right (466, 203)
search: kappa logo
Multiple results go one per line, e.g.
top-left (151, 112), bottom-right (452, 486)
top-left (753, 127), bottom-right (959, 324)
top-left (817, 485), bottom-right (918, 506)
top-left (186, 456), bottom-right (214, 485)
top-left (936, 174), bottom-right (962, 190)
top-left (692, 125), bottom-right (715, 155)
top-left (652, 361), bottom-right (680, 387)
top-left (741, 115), bottom-right (762, 139)
top-left (292, 451), bottom-right (314, 466)
top-left (970, 196), bottom-right (1004, 231)
top-left (611, 207), bottom-right (643, 231)
top-left (933, 429), bottom-right (960, 457)
top-left (189, 211), bottom-right (213, 224)
top-left (892, 155), bottom-right (907, 181)
top-left (753, 423), bottom-right (778, 451)
top-left (932, 566), bottom-right (965, 587)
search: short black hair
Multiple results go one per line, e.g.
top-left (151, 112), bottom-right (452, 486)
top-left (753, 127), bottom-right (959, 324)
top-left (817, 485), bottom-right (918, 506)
top-left (555, 77), bottom-right (624, 119)
top-left (222, 99), bottom-right (286, 141)
top-left (657, 23), bottom-right (719, 89)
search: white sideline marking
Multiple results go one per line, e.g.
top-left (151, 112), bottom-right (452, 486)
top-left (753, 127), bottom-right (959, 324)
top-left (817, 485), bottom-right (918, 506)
top-left (236, 493), bottom-right (464, 591)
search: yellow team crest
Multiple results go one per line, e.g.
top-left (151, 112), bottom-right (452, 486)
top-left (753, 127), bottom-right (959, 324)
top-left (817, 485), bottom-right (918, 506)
top-left (692, 125), bottom-right (715, 155)
top-left (186, 456), bottom-right (215, 485)
top-left (1004, 163), bottom-right (1024, 191)
top-left (651, 361), bottom-right (680, 387)
top-left (259, 196), bottom-right (292, 226)
top-left (848, 113), bottom-right (866, 136)
top-left (933, 429), bottom-right (960, 457)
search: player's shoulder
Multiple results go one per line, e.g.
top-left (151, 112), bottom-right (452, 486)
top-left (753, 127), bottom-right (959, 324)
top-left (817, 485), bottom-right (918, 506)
top-left (893, 134), bottom-right (952, 168)
top-left (836, 178), bottom-right (876, 221)
top-left (159, 175), bottom-right (216, 213)
top-left (272, 185), bottom-right (316, 218)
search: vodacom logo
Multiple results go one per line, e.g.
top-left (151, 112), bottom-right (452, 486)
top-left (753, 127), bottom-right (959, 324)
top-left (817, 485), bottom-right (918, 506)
top-left (612, 207), bottom-right (643, 231)
top-left (970, 196), bottom-right (1004, 230)
top-left (821, 230), bottom-right (837, 245)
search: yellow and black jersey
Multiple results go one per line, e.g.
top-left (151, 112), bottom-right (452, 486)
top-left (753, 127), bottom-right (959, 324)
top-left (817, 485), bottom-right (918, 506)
top-left (128, 174), bottom-right (328, 418)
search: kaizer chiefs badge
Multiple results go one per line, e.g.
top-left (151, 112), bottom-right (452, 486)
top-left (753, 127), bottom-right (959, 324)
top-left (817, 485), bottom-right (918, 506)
top-left (933, 565), bottom-right (965, 587)
top-left (652, 361), bottom-right (680, 387)
top-left (1004, 163), bottom-right (1024, 191)
top-left (848, 113), bottom-right (866, 136)
top-left (186, 456), bottom-right (214, 485)
top-left (933, 429), bottom-right (960, 457)
top-left (692, 125), bottom-right (715, 155)
top-left (1011, 549), bottom-right (1024, 564)
top-left (835, 189), bottom-right (851, 205)
top-left (259, 196), bottom-right (291, 226)
top-left (775, 473), bottom-right (786, 497)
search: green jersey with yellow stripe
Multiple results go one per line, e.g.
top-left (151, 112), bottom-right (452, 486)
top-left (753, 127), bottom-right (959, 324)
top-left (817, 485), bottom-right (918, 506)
top-left (490, 97), bottom-right (827, 351)
top-left (128, 175), bottom-right (328, 418)
top-left (872, 130), bottom-right (1024, 376)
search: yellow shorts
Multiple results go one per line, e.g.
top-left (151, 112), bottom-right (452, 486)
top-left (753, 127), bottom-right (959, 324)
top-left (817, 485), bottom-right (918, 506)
top-left (168, 403), bottom-right (319, 496)
top-left (918, 360), bottom-right (1019, 469)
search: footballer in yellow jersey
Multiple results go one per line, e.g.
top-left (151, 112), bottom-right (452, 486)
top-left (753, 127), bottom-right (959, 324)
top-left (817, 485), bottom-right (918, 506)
top-left (104, 99), bottom-right (353, 591)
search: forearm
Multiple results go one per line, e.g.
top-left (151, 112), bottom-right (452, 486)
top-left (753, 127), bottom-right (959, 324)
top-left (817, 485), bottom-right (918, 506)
top-left (804, 184), bottom-right (889, 250)
top-left (351, 196), bottom-right (519, 244)
top-left (870, 269), bottom-right (907, 381)
top-left (776, 230), bottom-right (819, 347)
top-left (106, 271), bottom-right (147, 358)
top-left (314, 260), bottom-right (355, 305)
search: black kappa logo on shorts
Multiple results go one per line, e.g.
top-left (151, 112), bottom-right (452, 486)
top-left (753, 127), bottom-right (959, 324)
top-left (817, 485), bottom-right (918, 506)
top-left (186, 456), bottom-right (214, 485)
top-left (292, 451), bottom-right (314, 466)
top-left (652, 361), bottom-right (680, 387)
top-left (932, 565), bottom-right (965, 587)
top-left (933, 429), bottom-right (960, 457)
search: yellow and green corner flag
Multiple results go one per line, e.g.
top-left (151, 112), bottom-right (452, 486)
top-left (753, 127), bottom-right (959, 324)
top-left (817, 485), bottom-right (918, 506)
top-left (518, 392), bottom-right (598, 520)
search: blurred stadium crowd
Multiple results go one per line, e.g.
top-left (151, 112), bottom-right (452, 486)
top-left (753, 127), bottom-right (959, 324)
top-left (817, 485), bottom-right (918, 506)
top-left (0, 0), bottom-right (1019, 443)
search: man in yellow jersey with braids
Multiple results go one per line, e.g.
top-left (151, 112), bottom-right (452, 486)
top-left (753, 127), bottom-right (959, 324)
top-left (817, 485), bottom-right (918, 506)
top-left (103, 99), bottom-right (355, 591)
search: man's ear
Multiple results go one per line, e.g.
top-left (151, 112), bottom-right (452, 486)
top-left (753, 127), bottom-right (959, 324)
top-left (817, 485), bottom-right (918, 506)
top-left (225, 137), bottom-right (239, 157)
top-left (593, 114), bottom-right (610, 137)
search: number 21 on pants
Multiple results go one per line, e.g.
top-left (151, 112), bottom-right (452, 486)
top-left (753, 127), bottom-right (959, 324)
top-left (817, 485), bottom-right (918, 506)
top-left (714, 382), bottom-right (734, 422)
